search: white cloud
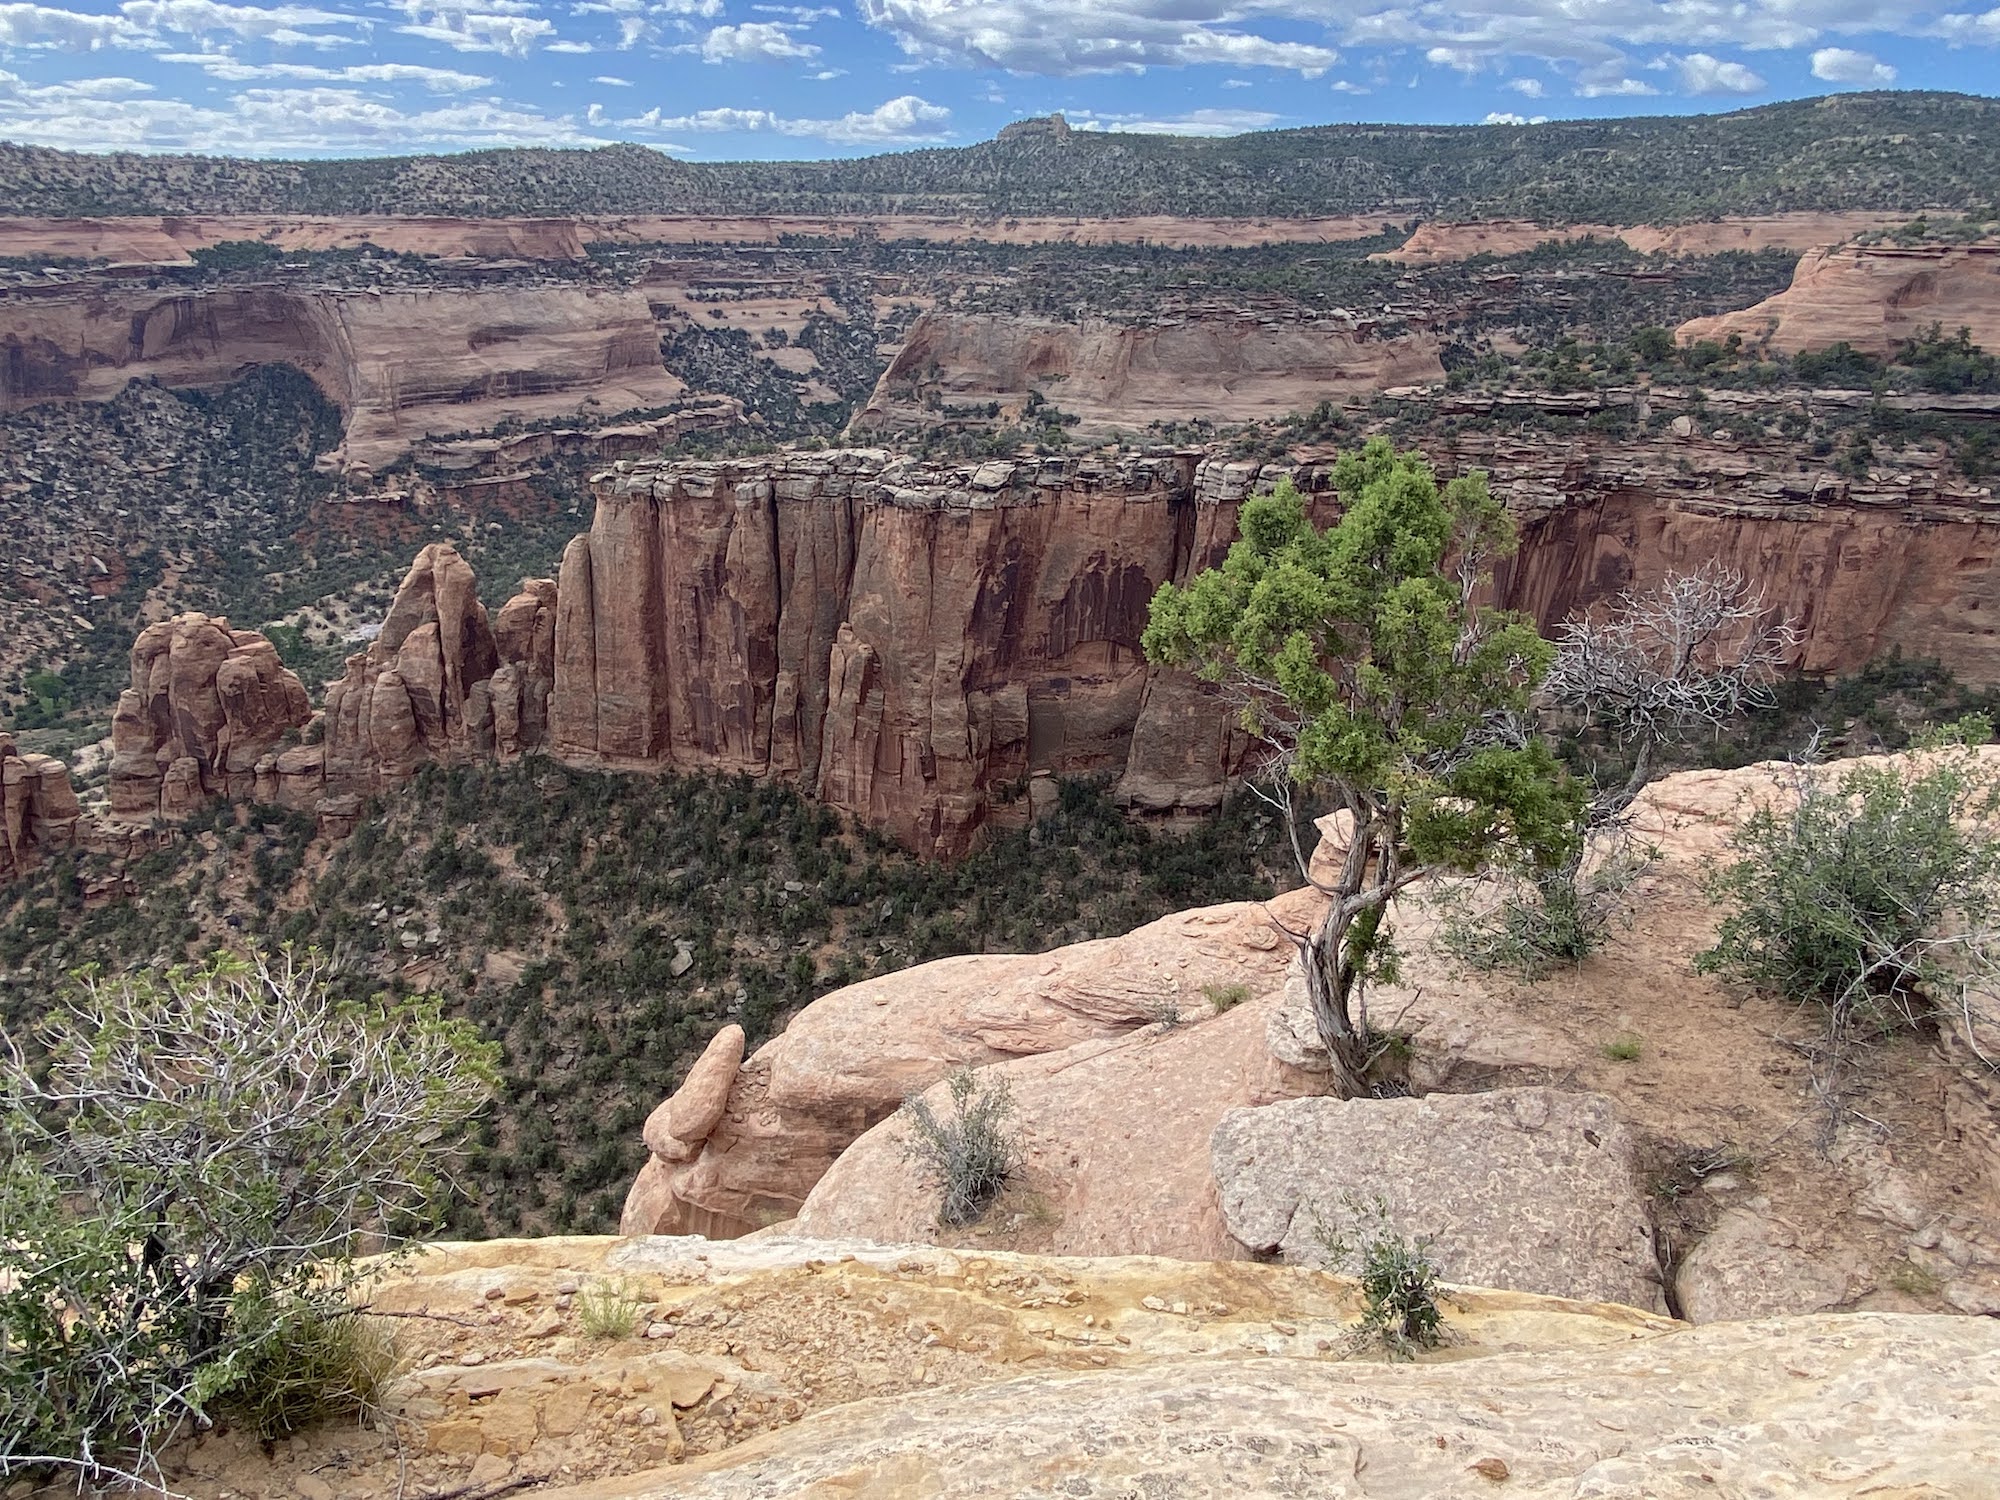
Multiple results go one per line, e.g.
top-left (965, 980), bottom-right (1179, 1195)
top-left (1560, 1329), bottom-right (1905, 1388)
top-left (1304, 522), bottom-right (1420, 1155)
top-left (629, 91), bottom-right (949, 142)
top-left (1072, 105), bottom-right (1279, 134)
top-left (1481, 110), bottom-right (1548, 125)
top-left (395, 2), bottom-right (554, 56)
top-left (1507, 76), bottom-right (1544, 97)
top-left (1661, 51), bottom-right (1766, 95)
top-left (591, 71), bottom-right (631, 82)
top-left (1811, 46), bottom-right (1897, 83)
top-left (160, 52), bottom-right (492, 87)
top-left (700, 20), bottom-right (820, 62)
top-left (0, 0), bottom-right (361, 51)
top-left (1575, 75), bottom-right (1658, 97)
top-left (855, 0), bottom-right (1335, 76)
top-left (0, 76), bottom-right (609, 151)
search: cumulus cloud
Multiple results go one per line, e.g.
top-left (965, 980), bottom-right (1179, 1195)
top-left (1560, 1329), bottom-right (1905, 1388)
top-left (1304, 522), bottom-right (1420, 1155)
top-left (1811, 46), bottom-right (1897, 83)
top-left (1482, 110), bottom-right (1547, 125)
top-left (855, 0), bottom-right (1334, 76)
top-left (396, 2), bottom-right (554, 56)
top-left (160, 53), bottom-right (492, 87)
top-left (0, 0), bottom-right (362, 51)
top-left (0, 75), bottom-right (607, 151)
top-left (1507, 76), bottom-right (1545, 97)
top-left (700, 20), bottom-right (820, 62)
top-left (1661, 51), bottom-right (1766, 96)
top-left (628, 91), bottom-right (950, 142)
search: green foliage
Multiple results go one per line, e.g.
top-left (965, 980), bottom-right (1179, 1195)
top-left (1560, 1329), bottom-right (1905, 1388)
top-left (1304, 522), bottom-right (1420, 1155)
top-left (1697, 727), bottom-right (2000, 1035)
top-left (3, 93), bottom-right (1995, 221)
top-left (1144, 438), bottom-right (1581, 1087)
top-left (190, 239), bottom-right (281, 274)
top-left (575, 1278), bottom-right (649, 1341)
top-left (899, 1069), bottom-right (1016, 1228)
top-left (1602, 1034), bottom-right (1645, 1062)
top-left (1204, 981), bottom-right (1252, 1014)
top-left (0, 950), bottom-right (494, 1487)
top-left (1316, 1196), bottom-right (1446, 1359)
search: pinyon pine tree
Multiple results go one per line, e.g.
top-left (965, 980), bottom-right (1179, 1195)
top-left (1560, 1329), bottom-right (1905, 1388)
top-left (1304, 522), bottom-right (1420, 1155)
top-left (1144, 439), bottom-right (1581, 1094)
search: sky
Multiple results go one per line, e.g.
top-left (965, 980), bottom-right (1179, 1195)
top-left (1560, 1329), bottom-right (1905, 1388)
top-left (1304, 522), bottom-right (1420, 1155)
top-left (0, 1), bottom-right (1995, 161)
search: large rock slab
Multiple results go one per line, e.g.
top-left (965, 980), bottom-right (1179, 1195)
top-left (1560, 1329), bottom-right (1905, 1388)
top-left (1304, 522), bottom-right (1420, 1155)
top-left (619, 888), bottom-right (1323, 1238)
top-left (548, 1310), bottom-right (2000, 1500)
top-left (1212, 1088), bottom-right (1666, 1312)
top-left (1675, 1206), bottom-right (1861, 1325)
top-left (792, 977), bottom-right (1319, 1258)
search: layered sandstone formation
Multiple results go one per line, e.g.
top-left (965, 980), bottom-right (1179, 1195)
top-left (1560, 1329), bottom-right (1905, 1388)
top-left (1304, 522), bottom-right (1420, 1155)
top-left (107, 614), bottom-right (312, 823)
top-left (317, 543), bottom-right (557, 818)
top-left (854, 310), bottom-right (1443, 434)
top-left (255, 430), bottom-right (2000, 851)
top-left (0, 730), bottom-right (80, 880)
top-left (1381, 210), bottom-right (1927, 266)
top-left (1677, 240), bottom-right (2000, 356)
top-left (0, 283), bottom-right (683, 467)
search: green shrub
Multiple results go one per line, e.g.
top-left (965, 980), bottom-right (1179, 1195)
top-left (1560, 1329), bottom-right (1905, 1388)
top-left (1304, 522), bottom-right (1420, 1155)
top-left (1204, 982), bottom-right (1252, 1014)
top-left (1696, 727), bottom-right (2000, 1034)
top-left (899, 1070), bottom-right (1016, 1227)
top-left (575, 1278), bottom-right (648, 1341)
top-left (0, 950), bottom-right (495, 1489)
top-left (1602, 1033), bottom-right (1644, 1062)
top-left (1315, 1197), bottom-right (1447, 1359)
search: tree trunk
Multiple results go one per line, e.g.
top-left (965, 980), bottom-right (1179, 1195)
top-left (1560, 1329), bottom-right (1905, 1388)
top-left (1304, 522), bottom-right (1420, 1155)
top-left (1304, 905), bottom-right (1371, 1098)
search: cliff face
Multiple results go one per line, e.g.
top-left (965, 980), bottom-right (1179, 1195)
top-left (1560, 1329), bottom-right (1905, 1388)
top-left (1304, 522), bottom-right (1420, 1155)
top-left (0, 283), bottom-right (683, 468)
top-left (1677, 241), bottom-right (2000, 356)
top-left (252, 435), bottom-right (2000, 856)
top-left (855, 311), bottom-right (1443, 434)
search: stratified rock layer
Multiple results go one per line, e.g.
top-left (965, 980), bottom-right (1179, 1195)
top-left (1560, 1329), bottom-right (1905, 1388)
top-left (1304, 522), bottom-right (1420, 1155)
top-left (1678, 240), bottom-right (2000, 356)
top-left (107, 614), bottom-right (311, 822)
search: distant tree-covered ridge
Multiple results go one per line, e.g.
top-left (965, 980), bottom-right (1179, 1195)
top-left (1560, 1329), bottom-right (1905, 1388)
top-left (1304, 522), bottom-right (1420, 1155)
top-left (1, 91), bottom-right (1995, 222)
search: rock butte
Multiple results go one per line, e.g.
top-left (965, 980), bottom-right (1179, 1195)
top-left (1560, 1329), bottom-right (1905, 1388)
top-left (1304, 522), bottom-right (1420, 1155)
top-left (1679, 239), bottom-right (2000, 357)
top-left (0, 729), bottom-right (80, 882)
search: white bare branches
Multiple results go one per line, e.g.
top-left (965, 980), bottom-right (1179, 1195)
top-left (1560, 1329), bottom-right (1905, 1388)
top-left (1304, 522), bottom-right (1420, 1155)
top-left (1548, 563), bottom-right (1802, 816)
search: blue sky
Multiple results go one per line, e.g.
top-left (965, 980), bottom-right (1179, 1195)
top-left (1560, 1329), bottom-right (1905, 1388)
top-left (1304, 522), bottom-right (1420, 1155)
top-left (0, 1), bottom-right (1995, 160)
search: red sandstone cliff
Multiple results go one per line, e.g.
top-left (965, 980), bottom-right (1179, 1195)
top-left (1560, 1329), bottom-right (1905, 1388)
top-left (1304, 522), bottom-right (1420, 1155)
top-left (855, 311), bottom-right (1443, 434)
top-left (0, 283), bottom-right (683, 469)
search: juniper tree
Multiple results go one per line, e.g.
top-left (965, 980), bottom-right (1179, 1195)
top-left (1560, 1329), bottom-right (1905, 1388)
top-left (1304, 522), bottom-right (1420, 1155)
top-left (1143, 439), bottom-right (1581, 1094)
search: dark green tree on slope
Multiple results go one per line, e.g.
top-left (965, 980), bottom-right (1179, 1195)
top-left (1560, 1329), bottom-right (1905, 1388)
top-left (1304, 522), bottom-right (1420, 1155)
top-left (1144, 439), bottom-right (1582, 1095)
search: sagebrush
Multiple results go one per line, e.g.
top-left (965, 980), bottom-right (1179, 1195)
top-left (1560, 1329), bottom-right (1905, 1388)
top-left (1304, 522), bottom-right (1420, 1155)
top-left (899, 1070), bottom-right (1017, 1227)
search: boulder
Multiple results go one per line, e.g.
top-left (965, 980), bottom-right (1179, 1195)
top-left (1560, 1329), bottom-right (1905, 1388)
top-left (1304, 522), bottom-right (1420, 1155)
top-left (640, 1024), bottom-right (744, 1163)
top-left (793, 977), bottom-right (1319, 1258)
top-left (1674, 1206), bottom-right (1859, 1325)
top-left (1211, 1088), bottom-right (1666, 1311)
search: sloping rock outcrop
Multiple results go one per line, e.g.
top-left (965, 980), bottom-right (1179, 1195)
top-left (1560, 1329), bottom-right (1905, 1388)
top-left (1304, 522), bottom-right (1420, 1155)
top-left (855, 310), bottom-right (1443, 434)
top-left (1677, 240), bottom-right (2000, 356)
top-left (1211, 1088), bottom-right (1666, 1312)
top-left (620, 891), bottom-right (1322, 1239)
top-left (566, 1308), bottom-right (2000, 1500)
top-left (0, 730), bottom-right (80, 880)
top-left (107, 613), bottom-right (311, 822)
